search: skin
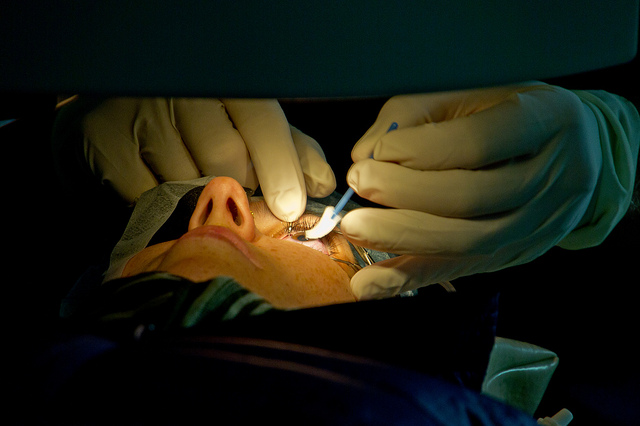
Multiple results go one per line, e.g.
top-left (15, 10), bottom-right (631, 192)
top-left (123, 177), bottom-right (358, 309)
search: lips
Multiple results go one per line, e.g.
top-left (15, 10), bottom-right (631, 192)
top-left (180, 225), bottom-right (263, 269)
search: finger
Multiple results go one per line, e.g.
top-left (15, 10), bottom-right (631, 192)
top-left (341, 194), bottom-right (571, 260)
top-left (373, 88), bottom-right (557, 171)
top-left (339, 205), bottom-right (560, 261)
top-left (351, 118), bottom-right (400, 162)
top-left (172, 98), bottom-right (259, 190)
top-left (134, 98), bottom-right (201, 182)
top-left (350, 255), bottom-right (477, 300)
top-left (290, 125), bottom-right (336, 198)
top-left (223, 99), bottom-right (306, 221)
top-left (340, 208), bottom-right (500, 256)
top-left (351, 96), bottom-right (429, 161)
top-left (350, 85), bottom-right (534, 162)
top-left (347, 154), bottom-right (549, 217)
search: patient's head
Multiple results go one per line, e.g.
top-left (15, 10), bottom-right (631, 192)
top-left (121, 177), bottom-right (357, 309)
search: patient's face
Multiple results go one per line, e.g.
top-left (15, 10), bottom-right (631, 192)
top-left (123, 177), bottom-right (357, 308)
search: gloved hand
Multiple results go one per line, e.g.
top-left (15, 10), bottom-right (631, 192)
top-left (75, 97), bottom-right (335, 221)
top-left (341, 83), bottom-right (639, 299)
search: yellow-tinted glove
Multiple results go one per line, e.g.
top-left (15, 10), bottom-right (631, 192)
top-left (78, 98), bottom-right (335, 221)
top-left (342, 83), bottom-right (639, 299)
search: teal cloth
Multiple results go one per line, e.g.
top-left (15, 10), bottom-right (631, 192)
top-left (67, 272), bottom-right (275, 335)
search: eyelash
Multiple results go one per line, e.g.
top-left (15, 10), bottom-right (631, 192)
top-left (289, 215), bottom-right (320, 234)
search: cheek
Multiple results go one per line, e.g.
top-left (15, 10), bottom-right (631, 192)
top-left (268, 242), bottom-right (336, 277)
top-left (261, 240), bottom-right (354, 304)
top-left (122, 240), bottom-right (175, 277)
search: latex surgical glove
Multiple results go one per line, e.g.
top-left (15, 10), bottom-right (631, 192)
top-left (223, 99), bottom-right (336, 220)
top-left (74, 98), bottom-right (335, 221)
top-left (342, 83), bottom-right (639, 299)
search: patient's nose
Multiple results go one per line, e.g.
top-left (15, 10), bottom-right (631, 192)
top-left (188, 177), bottom-right (256, 241)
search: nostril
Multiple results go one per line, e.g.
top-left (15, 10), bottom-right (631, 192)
top-left (193, 198), bottom-right (214, 228)
top-left (227, 198), bottom-right (242, 226)
top-left (203, 199), bottom-right (213, 225)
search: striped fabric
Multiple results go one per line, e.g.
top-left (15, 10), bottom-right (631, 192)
top-left (70, 272), bottom-right (275, 337)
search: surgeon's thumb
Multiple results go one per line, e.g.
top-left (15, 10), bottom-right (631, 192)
top-left (224, 98), bottom-right (306, 221)
top-left (290, 126), bottom-right (336, 198)
top-left (350, 255), bottom-right (461, 300)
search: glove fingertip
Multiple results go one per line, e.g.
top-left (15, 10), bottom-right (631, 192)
top-left (350, 266), bottom-right (406, 300)
top-left (306, 179), bottom-right (336, 199)
top-left (304, 161), bottom-right (337, 198)
top-left (339, 210), bottom-right (367, 239)
top-left (266, 188), bottom-right (306, 222)
top-left (352, 127), bottom-right (386, 161)
top-left (345, 160), bottom-right (373, 196)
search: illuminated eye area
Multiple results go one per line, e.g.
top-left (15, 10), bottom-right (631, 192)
top-left (280, 234), bottom-right (329, 255)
